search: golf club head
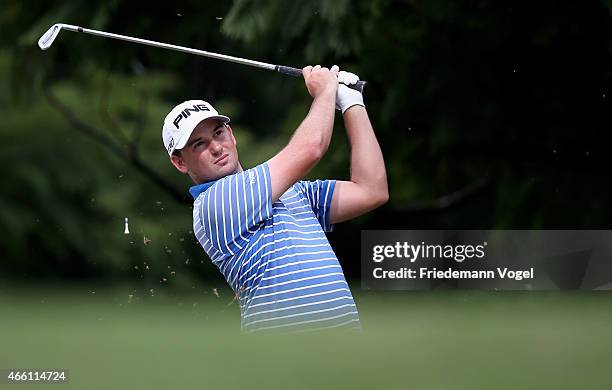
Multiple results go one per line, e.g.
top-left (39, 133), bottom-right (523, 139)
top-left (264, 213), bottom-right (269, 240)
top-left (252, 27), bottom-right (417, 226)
top-left (38, 24), bottom-right (64, 50)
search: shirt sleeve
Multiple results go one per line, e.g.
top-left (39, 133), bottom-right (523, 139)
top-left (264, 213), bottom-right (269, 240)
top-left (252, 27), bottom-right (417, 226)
top-left (199, 163), bottom-right (273, 256)
top-left (296, 179), bottom-right (336, 232)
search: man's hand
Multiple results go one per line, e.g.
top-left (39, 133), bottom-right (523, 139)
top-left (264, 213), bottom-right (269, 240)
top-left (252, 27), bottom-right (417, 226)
top-left (335, 69), bottom-right (365, 113)
top-left (303, 65), bottom-right (339, 99)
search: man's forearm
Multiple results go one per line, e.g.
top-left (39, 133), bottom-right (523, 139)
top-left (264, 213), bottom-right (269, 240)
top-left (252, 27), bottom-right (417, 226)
top-left (267, 86), bottom-right (337, 201)
top-left (267, 65), bottom-right (338, 201)
top-left (343, 106), bottom-right (388, 193)
top-left (289, 88), bottom-right (336, 158)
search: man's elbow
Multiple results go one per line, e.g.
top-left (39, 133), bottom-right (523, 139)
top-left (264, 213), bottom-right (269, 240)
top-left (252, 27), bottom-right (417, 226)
top-left (381, 187), bottom-right (390, 205)
top-left (376, 172), bottom-right (390, 206)
top-left (374, 187), bottom-right (389, 208)
top-left (369, 184), bottom-right (389, 209)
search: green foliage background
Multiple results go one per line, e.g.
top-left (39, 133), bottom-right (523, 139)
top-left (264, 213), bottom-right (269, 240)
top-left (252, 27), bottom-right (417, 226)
top-left (1, 0), bottom-right (612, 284)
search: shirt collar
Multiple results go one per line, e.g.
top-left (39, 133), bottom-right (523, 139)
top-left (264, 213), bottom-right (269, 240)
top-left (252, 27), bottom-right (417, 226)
top-left (189, 180), bottom-right (217, 200)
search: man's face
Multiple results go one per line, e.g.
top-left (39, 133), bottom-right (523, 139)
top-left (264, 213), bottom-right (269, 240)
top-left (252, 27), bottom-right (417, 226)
top-left (170, 119), bottom-right (240, 183)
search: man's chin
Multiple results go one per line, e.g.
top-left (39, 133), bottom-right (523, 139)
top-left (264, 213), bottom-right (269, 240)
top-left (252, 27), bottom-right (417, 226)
top-left (211, 162), bottom-right (238, 180)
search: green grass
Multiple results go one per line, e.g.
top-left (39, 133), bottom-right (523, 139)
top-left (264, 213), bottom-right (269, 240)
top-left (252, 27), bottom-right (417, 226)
top-left (1, 287), bottom-right (611, 389)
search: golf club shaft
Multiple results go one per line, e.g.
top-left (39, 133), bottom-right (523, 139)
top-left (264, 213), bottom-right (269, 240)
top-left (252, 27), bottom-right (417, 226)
top-left (51, 25), bottom-right (366, 92)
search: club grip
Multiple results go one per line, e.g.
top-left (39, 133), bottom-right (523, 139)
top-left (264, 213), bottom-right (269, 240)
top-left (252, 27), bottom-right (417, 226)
top-left (275, 65), bottom-right (366, 93)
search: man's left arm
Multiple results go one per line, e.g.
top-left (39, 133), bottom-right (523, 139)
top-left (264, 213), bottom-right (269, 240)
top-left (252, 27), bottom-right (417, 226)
top-left (330, 83), bottom-right (389, 224)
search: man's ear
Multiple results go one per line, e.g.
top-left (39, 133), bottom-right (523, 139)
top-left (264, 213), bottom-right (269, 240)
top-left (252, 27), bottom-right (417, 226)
top-left (170, 153), bottom-right (189, 174)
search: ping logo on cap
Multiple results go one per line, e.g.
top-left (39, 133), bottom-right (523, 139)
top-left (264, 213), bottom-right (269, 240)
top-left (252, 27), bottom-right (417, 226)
top-left (173, 104), bottom-right (211, 129)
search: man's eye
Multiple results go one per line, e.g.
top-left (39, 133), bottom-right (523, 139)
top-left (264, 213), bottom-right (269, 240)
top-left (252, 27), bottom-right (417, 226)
top-left (214, 130), bottom-right (223, 137)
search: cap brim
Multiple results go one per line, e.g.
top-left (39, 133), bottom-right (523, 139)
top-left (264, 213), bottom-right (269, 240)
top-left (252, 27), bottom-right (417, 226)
top-left (173, 115), bottom-right (230, 151)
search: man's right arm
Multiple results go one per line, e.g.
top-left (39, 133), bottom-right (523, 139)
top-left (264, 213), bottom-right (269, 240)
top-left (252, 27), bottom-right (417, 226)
top-left (267, 65), bottom-right (338, 202)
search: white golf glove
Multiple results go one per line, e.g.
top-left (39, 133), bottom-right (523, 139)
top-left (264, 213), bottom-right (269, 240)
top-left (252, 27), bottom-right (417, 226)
top-left (335, 68), bottom-right (364, 113)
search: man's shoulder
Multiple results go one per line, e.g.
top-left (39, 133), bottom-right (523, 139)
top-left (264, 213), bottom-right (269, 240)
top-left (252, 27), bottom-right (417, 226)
top-left (293, 179), bottom-right (335, 198)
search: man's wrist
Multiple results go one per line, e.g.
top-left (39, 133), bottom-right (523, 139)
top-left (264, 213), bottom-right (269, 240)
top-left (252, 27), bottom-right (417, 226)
top-left (314, 87), bottom-right (338, 104)
top-left (341, 102), bottom-right (366, 115)
top-left (321, 84), bottom-right (339, 96)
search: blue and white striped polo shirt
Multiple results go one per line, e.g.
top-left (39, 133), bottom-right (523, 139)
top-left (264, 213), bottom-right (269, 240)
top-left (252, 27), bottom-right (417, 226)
top-left (189, 162), bottom-right (360, 332)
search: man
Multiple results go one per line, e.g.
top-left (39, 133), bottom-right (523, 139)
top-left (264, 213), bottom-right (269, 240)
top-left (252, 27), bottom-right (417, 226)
top-left (162, 65), bottom-right (387, 332)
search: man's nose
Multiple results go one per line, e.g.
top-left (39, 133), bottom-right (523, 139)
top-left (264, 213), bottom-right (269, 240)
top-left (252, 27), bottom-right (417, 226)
top-left (209, 140), bottom-right (222, 154)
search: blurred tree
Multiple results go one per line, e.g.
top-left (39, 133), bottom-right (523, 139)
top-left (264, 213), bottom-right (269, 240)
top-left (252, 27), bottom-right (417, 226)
top-left (225, 0), bottom-right (612, 224)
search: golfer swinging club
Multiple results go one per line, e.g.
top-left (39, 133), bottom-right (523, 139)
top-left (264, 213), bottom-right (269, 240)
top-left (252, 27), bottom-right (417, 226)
top-left (162, 65), bottom-right (388, 332)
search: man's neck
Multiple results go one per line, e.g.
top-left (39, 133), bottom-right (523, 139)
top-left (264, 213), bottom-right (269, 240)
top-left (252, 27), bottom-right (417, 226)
top-left (190, 163), bottom-right (244, 185)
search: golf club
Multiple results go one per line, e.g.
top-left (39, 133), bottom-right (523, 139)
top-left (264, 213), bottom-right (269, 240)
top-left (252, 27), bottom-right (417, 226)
top-left (38, 23), bottom-right (366, 93)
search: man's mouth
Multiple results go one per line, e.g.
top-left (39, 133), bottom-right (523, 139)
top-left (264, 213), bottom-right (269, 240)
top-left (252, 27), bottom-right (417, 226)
top-left (214, 154), bottom-right (229, 164)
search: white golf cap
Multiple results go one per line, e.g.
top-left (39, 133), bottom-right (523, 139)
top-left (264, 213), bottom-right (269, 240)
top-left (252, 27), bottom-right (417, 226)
top-left (162, 100), bottom-right (230, 156)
